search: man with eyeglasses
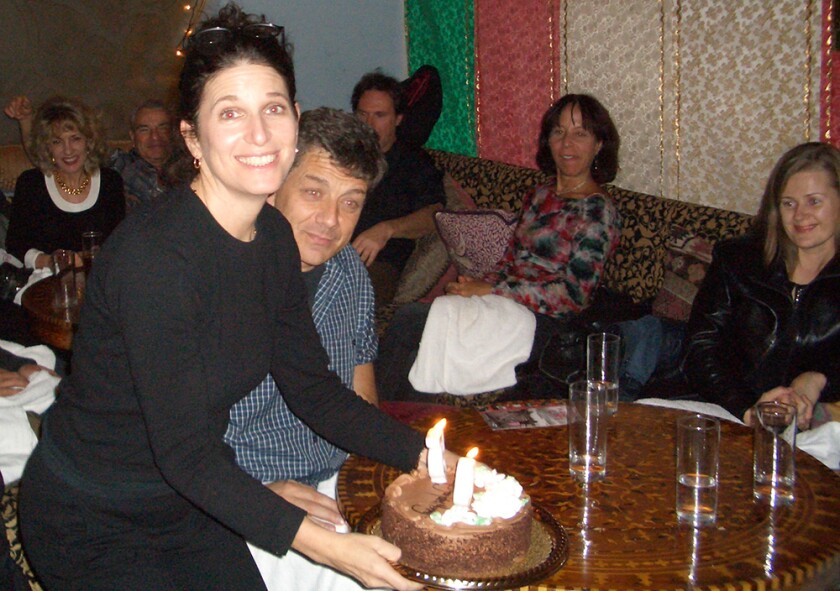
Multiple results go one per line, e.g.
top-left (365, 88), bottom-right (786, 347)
top-left (110, 99), bottom-right (175, 207)
top-left (4, 96), bottom-right (175, 207)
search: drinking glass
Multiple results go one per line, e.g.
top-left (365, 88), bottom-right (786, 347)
top-left (753, 401), bottom-right (796, 505)
top-left (568, 379), bottom-right (608, 483)
top-left (587, 332), bottom-right (620, 415)
top-left (81, 230), bottom-right (103, 276)
top-left (675, 414), bottom-right (720, 527)
top-left (51, 249), bottom-right (78, 309)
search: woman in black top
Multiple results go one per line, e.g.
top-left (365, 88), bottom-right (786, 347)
top-left (684, 142), bottom-right (840, 428)
top-left (18, 4), bottom-right (425, 590)
top-left (5, 96), bottom-right (125, 269)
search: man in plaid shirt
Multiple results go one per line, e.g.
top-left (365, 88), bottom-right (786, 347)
top-left (224, 108), bottom-right (388, 590)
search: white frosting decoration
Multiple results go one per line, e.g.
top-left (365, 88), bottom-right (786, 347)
top-left (430, 464), bottom-right (527, 526)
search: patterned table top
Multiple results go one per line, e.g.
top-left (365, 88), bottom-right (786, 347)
top-left (337, 402), bottom-right (840, 590)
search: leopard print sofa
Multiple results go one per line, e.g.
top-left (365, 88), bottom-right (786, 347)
top-left (424, 149), bottom-right (752, 304)
top-left (374, 150), bottom-right (752, 407)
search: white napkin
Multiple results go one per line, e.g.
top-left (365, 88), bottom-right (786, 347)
top-left (0, 248), bottom-right (23, 268)
top-left (409, 294), bottom-right (536, 395)
top-left (797, 422), bottom-right (840, 470)
top-left (0, 407), bottom-right (39, 483)
top-left (0, 340), bottom-right (59, 483)
top-left (635, 398), bottom-right (840, 470)
top-left (0, 339), bottom-right (56, 372)
top-left (13, 267), bottom-right (53, 305)
top-left (635, 398), bottom-right (742, 424)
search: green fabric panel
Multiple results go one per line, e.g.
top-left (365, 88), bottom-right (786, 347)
top-left (405, 0), bottom-right (476, 156)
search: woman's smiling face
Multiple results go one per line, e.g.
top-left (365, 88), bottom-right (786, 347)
top-left (183, 62), bottom-right (299, 203)
top-left (549, 104), bottom-right (602, 179)
top-left (780, 168), bottom-right (840, 259)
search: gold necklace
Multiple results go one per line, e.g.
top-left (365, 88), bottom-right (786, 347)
top-left (55, 172), bottom-right (90, 196)
top-left (557, 179), bottom-right (587, 195)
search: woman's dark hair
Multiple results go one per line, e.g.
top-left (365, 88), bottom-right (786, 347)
top-left (535, 94), bottom-right (620, 183)
top-left (754, 141), bottom-right (840, 268)
top-left (177, 2), bottom-right (296, 133)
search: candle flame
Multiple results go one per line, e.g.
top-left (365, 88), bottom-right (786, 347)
top-left (466, 447), bottom-right (479, 459)
top-left (432, 418), bottom-right (446, 434)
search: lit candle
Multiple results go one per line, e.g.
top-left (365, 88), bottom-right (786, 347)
top-left (426, 418), bottom-right (447, 484)
top-left (453, 447), bottom-right (479, 508)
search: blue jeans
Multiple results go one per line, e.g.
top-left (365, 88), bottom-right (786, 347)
top-left (614, 315), bottom-right (686, 400)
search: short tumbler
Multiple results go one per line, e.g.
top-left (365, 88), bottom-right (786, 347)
top-left (753, 401), bottom-right (796, 505)
top-left (675, 414), bottom-right (720, 527)
top-left (568, 379), bottom-right (608, 483)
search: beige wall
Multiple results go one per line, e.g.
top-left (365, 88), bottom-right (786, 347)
top-left (563, 0), bottom-right (822, 213)
top-left (0, 1), bottom-right (188, 145)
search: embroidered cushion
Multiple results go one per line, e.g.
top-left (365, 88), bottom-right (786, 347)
top-left (651, 226), bottom-right (714, 321)
top-left (393, 173), bottom-right (475, 304)
top-left (435, 209), bottom-right (518, 277)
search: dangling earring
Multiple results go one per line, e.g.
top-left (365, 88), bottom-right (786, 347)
top-left (193, 158), bottom-right (201, 170)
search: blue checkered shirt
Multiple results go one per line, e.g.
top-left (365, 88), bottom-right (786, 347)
top-left (224, 245), bottom-right (377, 485)
top-left (110, 149), bottom-right (164, 205)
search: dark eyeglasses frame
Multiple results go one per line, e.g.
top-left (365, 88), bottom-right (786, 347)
top-left (186, 23), bottom-right (285, 55)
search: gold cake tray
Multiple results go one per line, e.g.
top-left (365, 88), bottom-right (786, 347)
top-left (356, 502), bottom-right (568, 590)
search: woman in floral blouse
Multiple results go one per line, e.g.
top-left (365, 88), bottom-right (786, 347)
top-left (448, 94), bottom-right (621, 316)
top-left (378, 94), bottom-right (622, 400)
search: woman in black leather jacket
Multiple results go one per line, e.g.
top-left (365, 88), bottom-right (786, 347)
top-left (683, 142), bottom-right (840, 428)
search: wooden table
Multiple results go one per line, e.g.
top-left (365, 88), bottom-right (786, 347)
top-left (20, 275), bottom-right (80, 350)
top-left (337, 403), bottom-right (840, 590)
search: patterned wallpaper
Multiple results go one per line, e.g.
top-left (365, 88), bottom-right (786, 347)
top-left (565, 0), bottom-right (823, 213)
top-left (0, 1), bottom-right (188, 144)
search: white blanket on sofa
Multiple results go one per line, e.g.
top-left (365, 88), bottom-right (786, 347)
top-left (409, 295), bottom-right (536, 395)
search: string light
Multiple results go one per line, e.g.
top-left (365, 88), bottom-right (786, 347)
top-left (176, 0), bottom-right (206, 57)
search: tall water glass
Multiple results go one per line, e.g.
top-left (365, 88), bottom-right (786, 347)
top-left (587, 332), bottom-right (620, 415)
top-left (675, 414), bottom-right (720, 527)
top-left (51, 249), bottom-right (78, 309)
top-left (753, 401), bottom-right (796, 505)
top-left (568, 379), bottom-right (608, 483)
top-left (81, 230), bottom-right (103, 276)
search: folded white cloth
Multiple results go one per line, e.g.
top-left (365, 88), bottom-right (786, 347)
top-left (0, 339), bottom-right (56, 373)
top-left (797, 422), bottom-right (840, 470)
top-left (0, 407), bottom-right (39, 483)
top-left (635, 398), bottom-right (742, 424)
top-left (0, 340), bottom-right (59, 483)
top-left (13, 267), bottom-right (53, 305)
top-left (0, 249), bottom-right (23, 268)
top-left (409, 294), bottom-right (536, 395)
top-left (635, 398), bottom-right (840, 470)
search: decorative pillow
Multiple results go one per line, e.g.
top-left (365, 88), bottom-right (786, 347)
top-left (392, 173), bottom-right (475, 304)
top-left (651, 226), bottom-right (714, 321)
top-left (435, 209), bottom-right (518, 277)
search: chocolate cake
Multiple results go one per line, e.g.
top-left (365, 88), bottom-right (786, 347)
top-left (380, 465), bottom-right (532, 578)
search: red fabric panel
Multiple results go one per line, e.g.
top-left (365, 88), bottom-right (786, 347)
top-left (475, 0), bottom-right (561, 168)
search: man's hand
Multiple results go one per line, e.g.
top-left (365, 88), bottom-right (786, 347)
top-left (445, 275), bottom-right (493, 298)
top-left (265, 480), bottom-right (346, 531)
top-left (3, 95), bottom-right (33, 121)
top-left (0, 368), bottom-right (29, 397)
top-left (352, 222), bottom-right (394, 266)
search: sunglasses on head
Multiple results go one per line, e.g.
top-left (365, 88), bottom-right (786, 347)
top-left (186, 23), bottom-right (285, 55)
